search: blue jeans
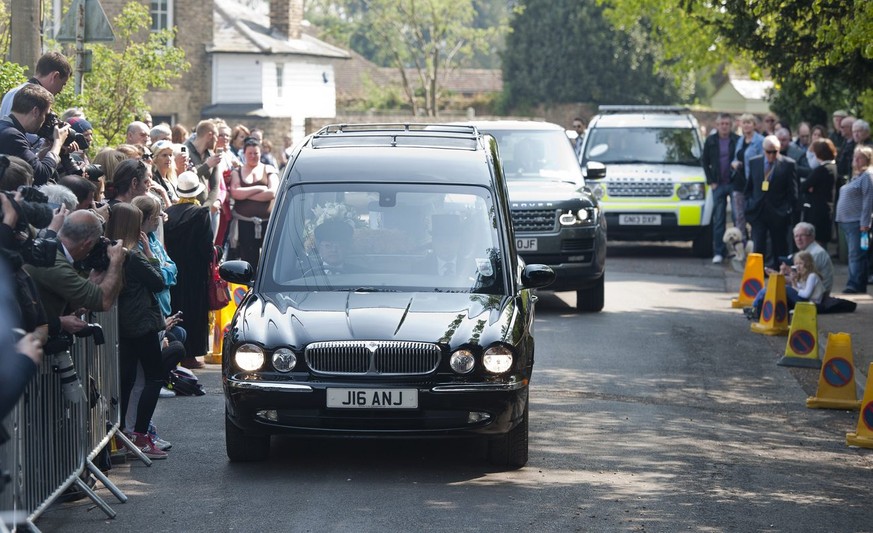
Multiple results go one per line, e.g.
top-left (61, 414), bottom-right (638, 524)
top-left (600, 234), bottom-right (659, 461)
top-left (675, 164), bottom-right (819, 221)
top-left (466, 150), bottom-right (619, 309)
top-left (711, 183), bottom-right (732, 256)
top-left (752, 285), bottom-right (801, 311)
top-left (840, 222), bottom-right (868, 292)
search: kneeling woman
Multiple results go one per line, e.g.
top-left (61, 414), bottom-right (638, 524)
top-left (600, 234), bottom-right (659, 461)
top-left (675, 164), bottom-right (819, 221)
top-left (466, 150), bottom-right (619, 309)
top-left (107, 202), bottom-right (168, 459)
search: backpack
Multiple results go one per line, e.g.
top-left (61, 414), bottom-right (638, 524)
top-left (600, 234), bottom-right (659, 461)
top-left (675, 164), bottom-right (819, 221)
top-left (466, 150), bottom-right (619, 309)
top-left (167, 368), bottom-right (205, 396)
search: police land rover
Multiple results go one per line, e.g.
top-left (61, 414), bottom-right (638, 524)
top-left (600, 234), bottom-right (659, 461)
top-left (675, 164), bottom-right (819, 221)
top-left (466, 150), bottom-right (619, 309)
top-left (579, 106), bottom-right (713, 257)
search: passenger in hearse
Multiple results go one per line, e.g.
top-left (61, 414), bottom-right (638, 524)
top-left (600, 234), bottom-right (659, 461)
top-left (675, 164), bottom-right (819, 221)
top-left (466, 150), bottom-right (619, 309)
top-left (415, 215), bottom-right (471, 277)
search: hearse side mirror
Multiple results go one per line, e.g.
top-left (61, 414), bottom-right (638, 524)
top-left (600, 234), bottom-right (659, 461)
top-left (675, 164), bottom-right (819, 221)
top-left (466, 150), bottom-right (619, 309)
top-left (521, 264), bottom-right (556, 289)
top-left (220, 260), bottom-right (255, 286)
top-left (584, 161), bottom-right (606, 180)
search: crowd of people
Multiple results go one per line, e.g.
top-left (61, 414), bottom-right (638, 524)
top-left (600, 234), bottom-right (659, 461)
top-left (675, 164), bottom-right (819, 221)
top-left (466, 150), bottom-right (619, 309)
top-left (700, 110), bottom-right (873, 299)
top-left (0, 51), bottom-right (289, 461)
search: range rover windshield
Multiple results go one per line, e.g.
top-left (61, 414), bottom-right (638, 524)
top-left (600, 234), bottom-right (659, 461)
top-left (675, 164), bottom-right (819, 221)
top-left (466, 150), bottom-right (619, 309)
top-left (583, 127), bottom-right (701, 165)
top-left (262, 184), bottom-right (506, 294)
top-left (487, 130), bottom-right (583, 184)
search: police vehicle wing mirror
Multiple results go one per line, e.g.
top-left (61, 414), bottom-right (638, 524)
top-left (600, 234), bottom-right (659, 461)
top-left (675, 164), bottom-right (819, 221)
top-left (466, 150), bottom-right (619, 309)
top-left (584, 161), bottom-right (606, 180)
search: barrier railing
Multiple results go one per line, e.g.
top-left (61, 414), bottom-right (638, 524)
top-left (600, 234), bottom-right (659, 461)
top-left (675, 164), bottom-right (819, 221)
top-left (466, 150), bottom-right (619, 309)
top-left (0, 307), bottom-right (148, 532)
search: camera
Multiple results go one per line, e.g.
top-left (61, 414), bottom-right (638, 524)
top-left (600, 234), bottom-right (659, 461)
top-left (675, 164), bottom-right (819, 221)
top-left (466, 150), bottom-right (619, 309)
top-left (76, 323), bottom-right (105, 345)
top-left (36, 112), bottom-right (89, 150)
top-left (75, 236), bottom-right (116, 272)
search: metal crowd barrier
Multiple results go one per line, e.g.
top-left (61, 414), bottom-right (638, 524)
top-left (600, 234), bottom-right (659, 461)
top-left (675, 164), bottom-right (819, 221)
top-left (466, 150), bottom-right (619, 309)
top-left (0, 307), bottom-right (149, 532)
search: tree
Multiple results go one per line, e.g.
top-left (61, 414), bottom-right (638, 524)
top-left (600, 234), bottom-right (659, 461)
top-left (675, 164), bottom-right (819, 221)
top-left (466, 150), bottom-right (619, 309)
top-left (67, 2), bottom-right (188, 146)
top-left (501, 0), bottom-right (679, 111)
top-left (0, 1), bottom-right (27, 97)
top-left (308, 0), bottom-right (497, 116)
top-left (597, 0), bottom-right (873, 120)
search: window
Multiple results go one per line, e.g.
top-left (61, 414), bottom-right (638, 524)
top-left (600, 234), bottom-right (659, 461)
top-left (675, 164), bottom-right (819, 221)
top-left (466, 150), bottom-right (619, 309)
top-left (265, 184), bottom-right (504, 294)
top-left (276, 64), bottom-right (284, 99)
top-left (150, 0), bottom-right (173, 33)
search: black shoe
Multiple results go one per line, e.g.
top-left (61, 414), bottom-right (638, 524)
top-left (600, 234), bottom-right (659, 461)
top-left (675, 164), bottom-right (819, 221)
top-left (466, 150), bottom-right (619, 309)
top-left (843, 288), bottom-right (859, 294)
top-left (743, 306), bottom-right (760, 320)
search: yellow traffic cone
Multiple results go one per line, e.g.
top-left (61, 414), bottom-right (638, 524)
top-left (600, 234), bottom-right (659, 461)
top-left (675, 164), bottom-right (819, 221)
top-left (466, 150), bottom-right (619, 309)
top-left (846, 363), bottom-right (873, 448)
top-left (807, 333), bottom-right (861, 409)
top-left (777, 302), bottom-right (821, 368)
top-left (750, 273), bottom-right (789, 336)
top-left (732, 253), bottom-right (765, 308)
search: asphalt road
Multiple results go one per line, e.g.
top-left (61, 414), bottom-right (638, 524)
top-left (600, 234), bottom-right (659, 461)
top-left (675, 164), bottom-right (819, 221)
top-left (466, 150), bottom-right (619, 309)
top-left (37, 242), bottom-right (873, 532)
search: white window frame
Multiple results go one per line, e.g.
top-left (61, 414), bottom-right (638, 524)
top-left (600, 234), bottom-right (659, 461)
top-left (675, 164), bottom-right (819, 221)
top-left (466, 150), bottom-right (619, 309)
top-left (150, 0), bottom-right (174, 45)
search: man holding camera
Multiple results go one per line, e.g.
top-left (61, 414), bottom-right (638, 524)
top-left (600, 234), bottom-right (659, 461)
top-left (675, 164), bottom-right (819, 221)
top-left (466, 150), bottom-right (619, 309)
top-left (25, 210), bottom-right (125, 334)
top-left (0, 84), bottom-right (70, 186)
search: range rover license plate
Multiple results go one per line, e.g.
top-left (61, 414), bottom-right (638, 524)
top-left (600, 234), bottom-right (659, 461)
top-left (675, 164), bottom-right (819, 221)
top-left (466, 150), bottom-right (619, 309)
top-left (326, 388), bottom-right (419, 409)
top-left (516, 238), bottom-right (538, 251)
top-left (619, 214), bottom-right (661, 225)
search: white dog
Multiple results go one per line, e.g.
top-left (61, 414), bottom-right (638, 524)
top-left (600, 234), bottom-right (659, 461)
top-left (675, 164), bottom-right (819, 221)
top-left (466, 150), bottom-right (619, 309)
top-left (723, 227), bottom-right (754, 272)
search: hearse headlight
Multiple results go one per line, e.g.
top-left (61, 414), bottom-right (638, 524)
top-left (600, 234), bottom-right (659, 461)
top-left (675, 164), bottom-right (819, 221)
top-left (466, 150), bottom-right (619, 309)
top-left (272, 348), bottom-right (297, 372)
top-left (591, 183), bottom-right (605, 200)
top-left (677, 183), bottom-right (705, 201)
top-left (235, 343), bottom-right (265, 371)
top-left (450, 349), bottom-right (475, 374)
top-left (483, 344), bottom-right (514, 374)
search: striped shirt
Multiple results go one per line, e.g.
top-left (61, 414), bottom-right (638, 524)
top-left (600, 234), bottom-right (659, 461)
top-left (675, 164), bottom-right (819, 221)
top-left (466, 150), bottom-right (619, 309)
top-left (835, 170), bottom-right (873, 225)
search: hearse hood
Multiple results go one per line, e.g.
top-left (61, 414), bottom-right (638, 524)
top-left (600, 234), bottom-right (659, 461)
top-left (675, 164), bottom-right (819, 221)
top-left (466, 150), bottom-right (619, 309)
top-left (232, 292), bottom-right (519, 349)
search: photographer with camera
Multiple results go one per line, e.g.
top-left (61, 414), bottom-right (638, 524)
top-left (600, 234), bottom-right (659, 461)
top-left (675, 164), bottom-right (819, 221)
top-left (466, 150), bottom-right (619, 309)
top-left (0, 84), bottom-right (69, 186)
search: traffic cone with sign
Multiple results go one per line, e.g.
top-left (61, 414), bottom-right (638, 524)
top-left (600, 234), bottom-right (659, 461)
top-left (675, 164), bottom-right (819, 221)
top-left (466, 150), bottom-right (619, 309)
top-left (777, 302), bottom-right (821, 368)
top-left (846, 363), bottom-right (873, 449)
top-left (731, 253), bottom-right (765, 308)
top-left (807, 332), bottom-right (861, 409)
top-left (750, 273), bottom-right (789, 336)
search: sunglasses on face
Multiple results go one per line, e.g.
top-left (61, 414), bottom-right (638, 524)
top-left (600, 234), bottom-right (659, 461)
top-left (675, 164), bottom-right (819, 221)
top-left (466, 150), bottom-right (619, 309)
top-left (765, 150), bottom-right (778, 154)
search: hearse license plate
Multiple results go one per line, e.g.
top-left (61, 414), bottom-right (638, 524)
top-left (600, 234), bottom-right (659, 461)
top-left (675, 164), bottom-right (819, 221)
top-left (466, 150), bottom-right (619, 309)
top-left (516, 237), bottom-right (538, 251)
top-left (326, 388), bottom-right (418, 409)
top-left (619, 214), bottom-right (661, 225)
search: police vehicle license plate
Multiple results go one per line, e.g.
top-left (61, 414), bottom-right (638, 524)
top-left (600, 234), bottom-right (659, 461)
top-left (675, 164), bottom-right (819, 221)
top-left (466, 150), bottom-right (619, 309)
top-left (516, 238), bottom-right (538, 251)
top-left (326, 388), bottom-right (418, 409)
top-left (619, 214), bottom-right (661, 225)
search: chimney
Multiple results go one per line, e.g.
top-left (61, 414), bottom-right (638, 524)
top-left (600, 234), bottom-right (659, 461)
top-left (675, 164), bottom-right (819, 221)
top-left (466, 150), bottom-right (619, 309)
top-left (270, 0), bottom-right (304, 40)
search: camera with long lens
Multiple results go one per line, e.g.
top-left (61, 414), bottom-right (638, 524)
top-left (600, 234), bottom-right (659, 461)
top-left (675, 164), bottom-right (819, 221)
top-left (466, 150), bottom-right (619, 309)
top-left (75, 236), bottom-right (116, 272)
top-left (36, 112), bottom-right (90, 150)
top-left (51, 350), bottom-right (87, 404)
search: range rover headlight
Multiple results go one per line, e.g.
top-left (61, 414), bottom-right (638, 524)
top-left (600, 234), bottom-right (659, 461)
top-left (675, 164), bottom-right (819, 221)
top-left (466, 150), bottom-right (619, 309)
top-left (272, 348), bottom-right (297, 372)
top-left (450, 349), bottom-right (475, 374)
top-left (559, 207), bottom-right (596, 226)
top-left (235, 343), bottom-right (265, 371)
top-left (677, 183), bottom-right (705, 201)
top-left (483, 345), bottom-right (514, 374)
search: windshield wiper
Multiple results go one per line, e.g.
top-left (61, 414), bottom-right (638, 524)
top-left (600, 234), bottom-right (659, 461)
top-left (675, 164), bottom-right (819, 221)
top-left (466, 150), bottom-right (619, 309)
top-left (349, 287), bottom-right (398, 293)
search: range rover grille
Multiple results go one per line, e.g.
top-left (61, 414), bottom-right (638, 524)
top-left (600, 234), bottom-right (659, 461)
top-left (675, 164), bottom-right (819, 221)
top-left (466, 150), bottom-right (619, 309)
top-left (305, 341), bottom-right (441, 375)
top-left (511, 209), bottom-right (558, 232)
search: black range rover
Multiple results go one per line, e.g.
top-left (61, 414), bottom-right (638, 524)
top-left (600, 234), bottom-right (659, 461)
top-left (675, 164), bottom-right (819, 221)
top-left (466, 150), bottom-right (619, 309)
top-left (469, 121), bottom-right (607, 312)
top-left (220, 124), bottom-right (555, 468)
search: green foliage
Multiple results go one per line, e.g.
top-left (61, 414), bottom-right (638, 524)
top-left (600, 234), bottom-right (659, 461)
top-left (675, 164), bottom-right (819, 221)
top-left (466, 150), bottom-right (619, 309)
top-left (0, 61), bottom-right (26, 97)
top-left (307, 0), bottom-right (499, 116)
top-left (598, 0), bottom-right (873, 121)
top-left (502, 0), bottom-right (679, 110)
top-left (78, 2), bottom-right (189, 146)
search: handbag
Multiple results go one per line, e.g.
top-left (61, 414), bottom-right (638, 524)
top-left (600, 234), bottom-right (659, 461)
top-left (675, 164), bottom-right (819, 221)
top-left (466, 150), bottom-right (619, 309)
top-left (207, 245), bottom-right (230, 310)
